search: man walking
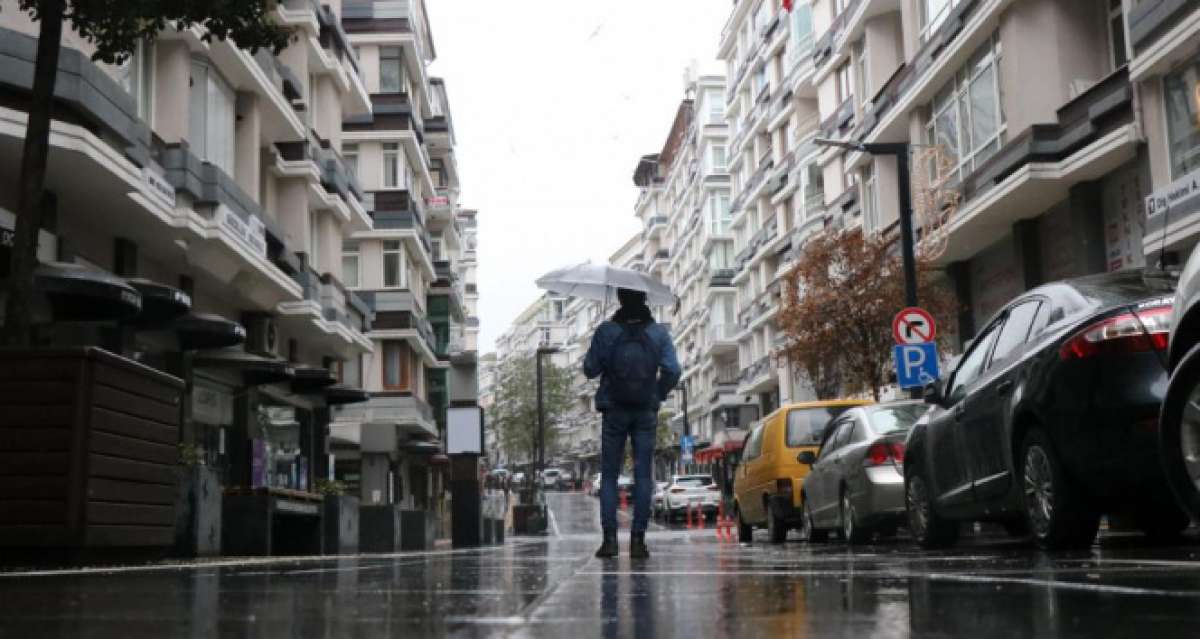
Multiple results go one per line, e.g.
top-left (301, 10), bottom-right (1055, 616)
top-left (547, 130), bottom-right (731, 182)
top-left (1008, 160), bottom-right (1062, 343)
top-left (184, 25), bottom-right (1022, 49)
top-left (584, 288), bottom-right (681, 559)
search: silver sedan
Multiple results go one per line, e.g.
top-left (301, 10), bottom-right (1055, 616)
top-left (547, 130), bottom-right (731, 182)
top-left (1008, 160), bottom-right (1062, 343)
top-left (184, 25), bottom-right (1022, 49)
top-left (799, 401), bottom-right (928, 544)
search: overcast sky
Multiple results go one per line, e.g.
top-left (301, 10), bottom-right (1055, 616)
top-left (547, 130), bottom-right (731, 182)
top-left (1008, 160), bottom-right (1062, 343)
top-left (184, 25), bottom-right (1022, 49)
top-left (424, 1), bottom-right (728, 353)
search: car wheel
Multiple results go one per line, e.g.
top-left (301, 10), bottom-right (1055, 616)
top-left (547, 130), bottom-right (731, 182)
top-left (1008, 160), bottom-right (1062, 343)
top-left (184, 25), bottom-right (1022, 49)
top-left (1159, 342), bottom-right (1200, 523)
top-left (841, 492), bottom-right (868, 545)
top-left (801, 498), bottom-right (828, 543)
top-left (906, 467), bottom-right (958, 549)
top-left (736, 504), bottom-right (754, 543)
top-left (766, 501), bottom-right (788, 544)
top-left (1021, 429), bottom-right (1101, 550)
top-left (1136, 504), bottom-right (1191, 542)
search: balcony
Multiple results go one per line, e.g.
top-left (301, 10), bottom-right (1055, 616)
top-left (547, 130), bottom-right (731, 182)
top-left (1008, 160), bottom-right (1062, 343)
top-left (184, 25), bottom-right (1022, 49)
top-left (707, 324), bottom-right (739, 355)
top-left (358, 291), bottom-right (439, 360)
top-left (644, 215), bottom-right (669, 239)
top-left (1129, 0), bottom-right (1197, 59)
top-left (343, 92), bottom-right (425, 139)
top-left (739, 356), bottom-right (775, 391)
top-left (709, 268), bottom-right (737, 288)
top-left (334, 392), bottom-right (437, 441)
top-left (342, 0), bottom-right (422, 34)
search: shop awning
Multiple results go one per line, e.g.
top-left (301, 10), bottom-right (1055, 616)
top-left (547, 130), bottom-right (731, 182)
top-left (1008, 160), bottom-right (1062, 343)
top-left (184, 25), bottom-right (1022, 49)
top-left (125, 278), bottom-right (191, 327)
top-left (176, 313), bottom-right (246, 351)
top-left (325, 384), bottom-right (370, 405)
top-left (33, 262), bottom-right (141, 322)
top-left (695, 428), bottom-right (749, 464)
top-left (194, 348), bottom-right (294, 386)
top-left (429, 453), bottom-right (450, 466)
top-left (401, 440), bottom-right (442, 455)
top-left (291, 366), bottom-right (337, 394)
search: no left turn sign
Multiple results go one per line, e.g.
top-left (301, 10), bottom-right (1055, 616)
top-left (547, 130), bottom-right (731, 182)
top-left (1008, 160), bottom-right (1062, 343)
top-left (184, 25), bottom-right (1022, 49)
top-left (893, 307), bottom-right (936, 345)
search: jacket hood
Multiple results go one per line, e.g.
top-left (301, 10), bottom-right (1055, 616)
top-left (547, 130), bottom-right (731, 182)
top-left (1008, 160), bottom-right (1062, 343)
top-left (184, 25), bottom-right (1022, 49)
top-left (612, 303), bottom-right (654, 324)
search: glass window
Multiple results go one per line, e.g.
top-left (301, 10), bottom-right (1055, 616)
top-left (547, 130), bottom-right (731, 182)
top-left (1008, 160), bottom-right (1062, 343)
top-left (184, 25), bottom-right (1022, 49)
top-left (786, 405), bottom-right (853, 447)
top-left (383, 143), bottom-right (401, 188)
top-left (791, 3), bottom-right (813, 52)
top-left (866, 404), bottom-right (927, 434)
top-left (707, 89), bottom-right (725, 124)
top-left (1109, 0), bottom-right (1127, 70)
top-left (947, 321), bottom-right (1002, 403)
top-left (818, 419), bottom-right (851, 459)
top-left (343, 144), bottom-right (359, 180)
top-left (308, 212), bottom-right (322, 271)
top-left (339, 355), bottom-right (362, 388)
top-left (989, 300), bottom-right (1041, 367)
top-left (862, 162), bottom-right (879, 232)
top-left (744, 424), bottom-right (765, 459)
top-left (342, 242), bottom-right (360, 288)
top-left (116, 40), bottom-right (154, 122)
top-left (925, 33), bottom-right (1005, 181)
top-left (711, 145), bottom-right (728, 172)
top-left (836, 62), bottom-right (853, 104)
top-left (188, 60), bottom-right (236, 175)
top-left (380, 46), bottom-right (404, 93)
top-left (855, 39), bottom-right (869, 106)
top-left (383, 239), bottom-right (406, 288)
top-left (382, 341), bottom-right (411, 390)
top-left (922, 0), bottom-right (956, 40)
top-left (1165, 53), bottom-right (1200, 179)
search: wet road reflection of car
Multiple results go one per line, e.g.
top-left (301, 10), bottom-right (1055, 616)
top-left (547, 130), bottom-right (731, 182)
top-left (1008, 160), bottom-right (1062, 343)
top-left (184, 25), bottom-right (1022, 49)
top-left (906, 270), bottom-right (1183, 551)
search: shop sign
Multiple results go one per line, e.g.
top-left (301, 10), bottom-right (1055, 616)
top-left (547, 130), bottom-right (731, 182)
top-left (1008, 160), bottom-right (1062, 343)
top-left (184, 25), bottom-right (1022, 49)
top-left (1145, 169), bottom-right (1200, 222)
top-left (218, 204), bottom-right (268, 259)
top-left (426, 195), bottom-right (450, 208)
top-left (143, 167), bottom-right (176, 209)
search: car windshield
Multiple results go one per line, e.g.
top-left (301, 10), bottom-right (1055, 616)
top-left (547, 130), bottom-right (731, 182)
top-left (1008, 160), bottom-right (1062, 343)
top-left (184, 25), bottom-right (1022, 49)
top-left (866, 404), bottom-right (927, 434)
top-left (674, 476), bottom-right (710, 487)
top-left (544, 470), bottom-right (559, 477)
top-left (1062, 269), bottom-right (1174, 307)
top-left (786, 406), bottom-right (853, 446)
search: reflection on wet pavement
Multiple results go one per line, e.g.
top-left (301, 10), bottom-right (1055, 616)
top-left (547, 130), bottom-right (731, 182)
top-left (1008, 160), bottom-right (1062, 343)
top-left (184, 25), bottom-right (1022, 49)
top-left (4, 492), bottom-right (1200, 637)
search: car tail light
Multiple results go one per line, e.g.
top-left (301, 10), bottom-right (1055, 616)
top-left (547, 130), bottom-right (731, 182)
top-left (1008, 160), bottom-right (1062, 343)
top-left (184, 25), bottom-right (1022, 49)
top-left (1059, 305), bottom-right (1171, 360)
top-left (776, 479), bottom-right (793, 497)
top-left (669, 487), bottom-right (687, 494)
top-left (864, 442), bottom-right (905, 467)
top-left (707, 485), bottom-right (720, 492)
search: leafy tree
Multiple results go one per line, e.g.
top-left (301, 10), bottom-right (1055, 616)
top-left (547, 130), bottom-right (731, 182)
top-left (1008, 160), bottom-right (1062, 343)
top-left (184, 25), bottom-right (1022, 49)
top-left (489, 354), bottom-right (573, 465)
top-left (777, 229), bottom-right (956, 401)
top-left (3, 0), bottom-right (291, 345)
top-left (655, 409), bottom-right (676, 452)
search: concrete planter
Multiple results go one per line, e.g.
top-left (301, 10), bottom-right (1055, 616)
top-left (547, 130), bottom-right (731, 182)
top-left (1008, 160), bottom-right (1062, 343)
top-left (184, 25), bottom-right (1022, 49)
top-left (322, 495), bottom-right (359, 555)
top-left (399, 509), bottom-right (435, 551)
top-left (359, 505), bottom-right (401, 553)
top-left (173, 465), bottom-right (222, 557)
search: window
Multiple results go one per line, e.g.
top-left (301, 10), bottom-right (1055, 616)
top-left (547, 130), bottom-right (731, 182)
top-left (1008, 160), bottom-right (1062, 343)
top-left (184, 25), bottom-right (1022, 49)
top-left (309, 212), bottom-right (322, 270)
top-left (866, 404), bottom-right (927, 434)
top-left (744, 424), bottom-right (764, 460)
top-left (430, 158), bottom-right (447, 187)
top-left (431, 237), bottom-right (444, 261)
top-left (553, 300), bottom-right (565, 321)
top-left (188, 59), bottom-right (236, 175)
top-left (791, 2), bottom-right (814, 52)
top-left (834, 0), bottom-right (850, 15)
top-left (1165, 53), bottom-right (1200, 179)
top-left (383, 240), bottom-right (407, 288)
top-left (342, 242), bottom-right (360, 288)
top-left (925, 34), bottom-right (1005, 182)
top-left (1108, 0), bottom-right (1127, 71)
top-left (707, 89), bottom-right (725, 124)
top-left (711, 145), bottom-right (728, 172)
top-left (989, 300), bottom-right (1041, 367)
top-left (383, 143), bottom-right (402, 188)
top-left (855, 40), bottom-right (869, 106)
top-left (343, 144), bottom-right (359, 180)
top-left (862, 162), bottom-right (879, 231)
top-left (786, 406), bottom-right (852, 447)
top-left (754, 66), bottom-right (768, 95)
top-left (380, 46), bottom-right (404, 93)
top-left (710, 193), bottom-right (732, 234)
top-left (836, 61), bottom-right (853, 105)
top-left (382, 341), bottom-right (412, 390)
top-left (947, 321), bottom-right (1002, 403)
top-left (116, 40), bottom-right (154, 122)
top-left (818, 418), bottom-right (851, 459)
top-left (921, 0), bottom-right (958, 41)
top-left (339, 355), bottom-right (362, 388)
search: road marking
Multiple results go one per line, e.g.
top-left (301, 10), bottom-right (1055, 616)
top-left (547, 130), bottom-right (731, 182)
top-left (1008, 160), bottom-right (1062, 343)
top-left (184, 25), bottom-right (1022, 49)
top-left (925, 572), bottom-right (1200, 597)
top-left (548, 503), bottom-right (562, 538)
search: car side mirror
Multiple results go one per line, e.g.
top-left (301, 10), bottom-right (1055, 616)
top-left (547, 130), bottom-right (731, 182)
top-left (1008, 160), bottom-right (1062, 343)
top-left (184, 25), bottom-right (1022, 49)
top-left (923, 380), bottom-right (945, 406)
top-left (797, 451), bottom-right (816, 466)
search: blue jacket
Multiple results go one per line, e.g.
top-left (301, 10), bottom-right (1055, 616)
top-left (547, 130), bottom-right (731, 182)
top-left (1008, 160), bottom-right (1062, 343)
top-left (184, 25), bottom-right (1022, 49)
top-left (583, 319), bottom-right (681, 413)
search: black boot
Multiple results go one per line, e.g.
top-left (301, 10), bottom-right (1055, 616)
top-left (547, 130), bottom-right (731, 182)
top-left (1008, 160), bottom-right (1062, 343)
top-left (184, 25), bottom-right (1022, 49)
top-left (595, 529), bottom-right (618, 558)
top-left (630, 531), bottom-right (650, 559)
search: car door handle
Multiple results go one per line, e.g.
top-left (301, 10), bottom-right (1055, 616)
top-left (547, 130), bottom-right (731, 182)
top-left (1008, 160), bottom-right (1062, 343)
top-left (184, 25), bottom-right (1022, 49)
top-left (997, 379), bottom-right (1014, 396)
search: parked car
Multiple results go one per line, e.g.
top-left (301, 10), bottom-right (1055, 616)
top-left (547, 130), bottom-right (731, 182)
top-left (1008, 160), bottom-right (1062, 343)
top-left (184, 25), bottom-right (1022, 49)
top-left (733, 400), bottom-right (872, 543)
top-left (541, 468), bottom-right (562, 489)
top-left (589, 473), bottom-right (602, 496)
top-left (799, 401), bottom-right (927, 544)
top-left (559, 471), bottom-right (574, 489)
top-left (663, 474), bottom-right (720, 520)
top-left (905, 269), bottom-right (1183, 551)
top-left (1161, 251), bottom-right (1200, 524)
top-left (512, 472), bottom-right (527, 486)
top-left (653, 481), bottom-right (669, 515)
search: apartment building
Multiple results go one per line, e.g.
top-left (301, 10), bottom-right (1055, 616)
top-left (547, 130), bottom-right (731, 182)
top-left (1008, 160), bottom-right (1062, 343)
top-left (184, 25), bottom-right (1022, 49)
top-left (801, 0), bottom-right (1145, 342)
top-left (0, 1), bottom-right (373, 553)
top-left (330, 0), bottom-right (478, 541)
top-left (718, 0), bottom-right (823, 417)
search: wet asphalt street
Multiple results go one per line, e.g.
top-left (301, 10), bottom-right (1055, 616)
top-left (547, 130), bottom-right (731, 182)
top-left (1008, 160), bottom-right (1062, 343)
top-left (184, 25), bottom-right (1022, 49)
top-left (5, 493), bottom-right (1200, 637)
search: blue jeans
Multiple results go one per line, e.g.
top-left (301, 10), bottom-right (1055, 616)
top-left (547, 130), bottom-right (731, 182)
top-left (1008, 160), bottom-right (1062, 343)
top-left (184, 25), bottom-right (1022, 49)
top-left (599, 409), bottom-right (656, 533)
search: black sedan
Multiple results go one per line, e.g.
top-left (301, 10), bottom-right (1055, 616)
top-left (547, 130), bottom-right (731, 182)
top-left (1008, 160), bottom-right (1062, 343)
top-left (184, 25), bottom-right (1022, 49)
top-left (905, 269), bottom-right (1182, 550)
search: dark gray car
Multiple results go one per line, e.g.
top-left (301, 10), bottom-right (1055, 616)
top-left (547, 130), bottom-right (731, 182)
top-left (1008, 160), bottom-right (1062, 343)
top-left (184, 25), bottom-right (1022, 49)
top-left (799, 401), bottom-right (927, 544)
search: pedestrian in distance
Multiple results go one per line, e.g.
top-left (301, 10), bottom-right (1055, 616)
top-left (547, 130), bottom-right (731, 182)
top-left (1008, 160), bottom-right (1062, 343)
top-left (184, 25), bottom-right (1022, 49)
top-left (584, 288), bottom-right (681, 559)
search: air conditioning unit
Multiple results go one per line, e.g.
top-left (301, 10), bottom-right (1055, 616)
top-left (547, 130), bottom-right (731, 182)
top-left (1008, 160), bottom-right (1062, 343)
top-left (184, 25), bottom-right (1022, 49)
top-left (243, 313), bottom-right (278, 356)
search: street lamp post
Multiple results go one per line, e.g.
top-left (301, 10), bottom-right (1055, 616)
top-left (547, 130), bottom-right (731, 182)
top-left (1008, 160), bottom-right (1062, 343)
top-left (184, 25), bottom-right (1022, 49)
top-left (535, 345), bottom-right (560, 483)
top-left (814, 139), bottom-right (918, 307)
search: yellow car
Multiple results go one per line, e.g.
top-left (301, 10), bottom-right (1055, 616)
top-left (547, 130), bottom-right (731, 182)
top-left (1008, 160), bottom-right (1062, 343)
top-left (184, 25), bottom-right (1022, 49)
top-left (733, 399), bottom-right (872, 543)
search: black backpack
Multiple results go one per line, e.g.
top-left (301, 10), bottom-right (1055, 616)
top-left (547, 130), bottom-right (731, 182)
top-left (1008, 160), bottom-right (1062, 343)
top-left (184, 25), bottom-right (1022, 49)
top-left (609, 323), bottom-right (659, 409)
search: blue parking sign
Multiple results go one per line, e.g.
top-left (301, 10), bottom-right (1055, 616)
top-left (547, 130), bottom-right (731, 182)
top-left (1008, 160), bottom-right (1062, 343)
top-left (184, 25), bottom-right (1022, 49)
top-left (894, 343), bottom-right (940, 389)
top-left (680, 435), bottom-right (695, 463)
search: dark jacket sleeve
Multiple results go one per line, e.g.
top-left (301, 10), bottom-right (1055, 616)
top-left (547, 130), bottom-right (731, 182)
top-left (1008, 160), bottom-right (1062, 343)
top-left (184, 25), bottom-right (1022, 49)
top-left (583, 323), bottom-right (612, 380)
top-left (654, 327), bottom-right (682, 401)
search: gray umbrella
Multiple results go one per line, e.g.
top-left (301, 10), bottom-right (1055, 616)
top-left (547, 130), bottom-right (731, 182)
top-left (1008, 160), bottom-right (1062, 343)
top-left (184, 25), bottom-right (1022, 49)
top-left (535, 262), bottom-right (675, 307)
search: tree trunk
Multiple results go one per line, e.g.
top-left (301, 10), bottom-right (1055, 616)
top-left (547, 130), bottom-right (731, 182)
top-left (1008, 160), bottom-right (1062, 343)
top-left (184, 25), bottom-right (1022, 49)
top-left (3, 0), bottom-right (65, 346)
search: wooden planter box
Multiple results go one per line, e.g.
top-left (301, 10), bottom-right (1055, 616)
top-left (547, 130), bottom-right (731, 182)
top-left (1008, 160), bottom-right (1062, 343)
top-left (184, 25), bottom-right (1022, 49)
top-left (0, 348), bottom-right (183, 548)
